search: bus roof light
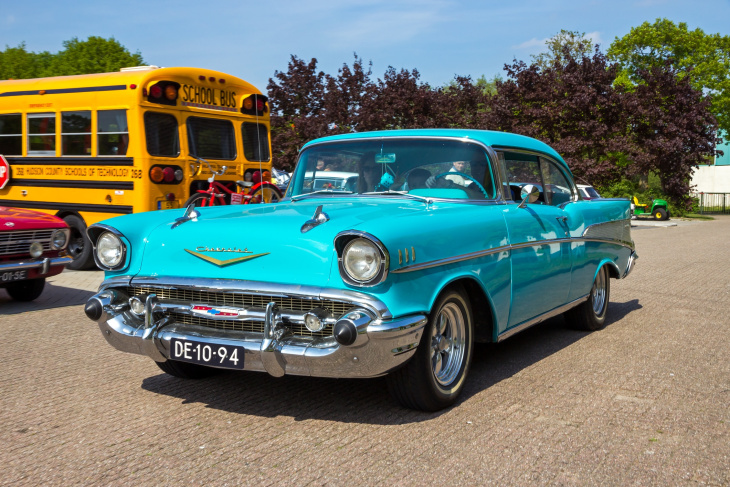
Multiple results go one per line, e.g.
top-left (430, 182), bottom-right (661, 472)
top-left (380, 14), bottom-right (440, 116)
top-left (219, 79), bottom-right (225, 84)
top-left (149, 84), bottom-right (163, 99)
top-left (199, 75), bottom-right (206, 81)
top-left (209, 76), bottom-right (215, 82)
top-left (164, 85), bottom-right (178, 101)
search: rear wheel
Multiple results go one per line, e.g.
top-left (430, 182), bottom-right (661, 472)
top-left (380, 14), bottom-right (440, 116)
top-left (63, 214), bottom-right (95, 270)
top-left (184, 192), bottom-right (218, 208)
top-left (386, 287), bottom-right (474, 411)
top-left (566, 265), bottom-right (610, 331)
top-left (654, 208), bottom-right (668, 220)
top-left (248, 184), bottom-right (282, 204)
top-left (155, 359), bottom-right (221, 379)
top-left (6, 278), bottom-right (45, 301)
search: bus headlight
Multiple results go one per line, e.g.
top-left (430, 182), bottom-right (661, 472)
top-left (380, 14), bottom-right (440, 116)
top-left (51, 229), bottom-right (68, 249)
top-left (96, 231), bottom-right (125, 269)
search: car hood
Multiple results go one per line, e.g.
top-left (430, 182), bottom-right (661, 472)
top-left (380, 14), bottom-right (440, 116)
top-left (129, 197), bottom-right (475, 287)
top-left (0, 206), bottom-right (66, 230)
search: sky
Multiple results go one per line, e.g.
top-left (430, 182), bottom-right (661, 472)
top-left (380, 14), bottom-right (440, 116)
top-left (1, 0), bottom-right (729, 92)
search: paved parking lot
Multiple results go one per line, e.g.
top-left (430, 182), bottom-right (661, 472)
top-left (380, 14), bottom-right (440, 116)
top-left (1, 217), bottom-right (728, 485)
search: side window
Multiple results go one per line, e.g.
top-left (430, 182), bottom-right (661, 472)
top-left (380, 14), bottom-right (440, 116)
top-left (28, 113), bottom-right (56, 156)
top-left (186, 117), bottom-right (236, 160)
top-left (540, 157), bottom-right (574, 206)
top-left (145, 112), bottom-right (180, 157)
top-left (0, 114), bottom-right (22, 155)
top-left (241, 122), bottom-right (270, 162)
top-left (62, 111), bottom-right (92, 156)
top-left (502, 152), bottom-right (544, 203)
top-left (98, 110), bottom-right (129, 156)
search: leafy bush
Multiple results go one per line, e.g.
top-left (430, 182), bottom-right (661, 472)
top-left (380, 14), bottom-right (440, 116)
top-left (596, 174), bottom-right (692, 217)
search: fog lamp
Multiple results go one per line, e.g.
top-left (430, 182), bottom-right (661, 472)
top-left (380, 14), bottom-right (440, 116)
top-left (129, 296), bottom-right (145, 316)
top-left (29, 242), bottom-right (43, 258)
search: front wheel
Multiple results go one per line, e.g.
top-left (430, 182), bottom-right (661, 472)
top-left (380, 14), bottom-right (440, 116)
top-left (63, 214), bottom-right (95, 270)
top-left (248, 184), bottom-right (283, 204)
top-left (6, 278), bottom-right (45, 301)
top-left (565, 265), bottom-right (610, 331)
top-left (184, 192), bottom-right (218, 208)
top-left (386, 287), bottom-right (474, 411)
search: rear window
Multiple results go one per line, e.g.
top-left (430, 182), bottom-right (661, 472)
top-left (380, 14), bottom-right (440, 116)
top-left (145, 112), bottom-right (179, 157)
top-left (241, 122), bottom-right (270, 162)
top-left (187, 117), bottom-right (236, 160)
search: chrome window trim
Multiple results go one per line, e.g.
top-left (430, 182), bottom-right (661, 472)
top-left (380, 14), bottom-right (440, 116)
top-left (494, 147), bottom-right (578, 205)
top-left (297, 136), bottom-right (505, 203)
top-left (114, 275), bottom-right (393, 320)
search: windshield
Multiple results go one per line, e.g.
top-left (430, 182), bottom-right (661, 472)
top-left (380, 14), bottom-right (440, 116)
top-left (287, 138), bottom-right (496, 200)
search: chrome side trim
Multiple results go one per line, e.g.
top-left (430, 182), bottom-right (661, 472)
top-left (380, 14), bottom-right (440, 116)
top-left (121, 275), bottom-right (393, 320)
top-left (392, 235), bottom-right (633, 274)
top-left (622, 250), bottom-right (638, 279)
top-left (497, 294), bottom-right (589, 342)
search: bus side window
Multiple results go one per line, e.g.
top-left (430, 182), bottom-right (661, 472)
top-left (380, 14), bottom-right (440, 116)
top-left (144, 112), bottom-right (180, 157)
top-left (0, 114), bottom-right (22, 155)
top-left (98, 110), bottom-right (129, 156)
top-left (28, 113), bottom-right (56, 156)
top-left (62, 111), bottom-right (92, 156)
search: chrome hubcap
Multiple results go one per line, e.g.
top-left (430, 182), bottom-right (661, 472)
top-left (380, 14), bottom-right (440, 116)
top-left (430, 302), bottom-right (466, 386)
top-left (592, 268), bottom-right (607, 315)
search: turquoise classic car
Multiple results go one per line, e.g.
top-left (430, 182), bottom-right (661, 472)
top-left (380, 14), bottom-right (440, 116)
top-left (84, 129), bottom-right (637, 411)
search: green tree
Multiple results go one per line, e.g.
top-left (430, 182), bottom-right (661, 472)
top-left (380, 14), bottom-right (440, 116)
top-left (531, 30), bottom-right (596, 71)
top-left (0, 37), bottom-right (143, 80)
top-left (608, 19), bottom-right (730, 134)
top-left (45, 37), bottom-right (143, 76)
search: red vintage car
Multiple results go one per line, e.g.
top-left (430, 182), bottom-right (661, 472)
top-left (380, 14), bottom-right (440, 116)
top-left (0, 207), bottom-right (73, 301)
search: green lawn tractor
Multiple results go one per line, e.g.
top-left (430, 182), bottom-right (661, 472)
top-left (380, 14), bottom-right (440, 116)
top-left (632, 196), bottom-right (670, 220)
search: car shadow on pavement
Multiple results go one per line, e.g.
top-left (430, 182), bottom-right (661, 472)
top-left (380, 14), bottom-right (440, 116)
top-left (0, 283), bottom-right (96, 315)
top-left (140, 299), bottom-right (642, 424)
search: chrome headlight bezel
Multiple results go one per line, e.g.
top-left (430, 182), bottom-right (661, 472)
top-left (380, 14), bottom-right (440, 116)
top-left (335, 232), bottom-right (389, 287)
top-left (51, 228), bottom-right (69, 250)
top-left (92, 229), bottom-right (127, 270)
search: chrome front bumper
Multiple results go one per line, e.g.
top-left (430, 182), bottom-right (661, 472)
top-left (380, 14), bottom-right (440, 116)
top-left (88, 289), bottom-right (427, 379)
top-left (0, 256), bottom-right (72, 275)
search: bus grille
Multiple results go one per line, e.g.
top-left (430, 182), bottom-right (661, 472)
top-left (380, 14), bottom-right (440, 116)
top-left (0, 230), bottom-right (55, 256)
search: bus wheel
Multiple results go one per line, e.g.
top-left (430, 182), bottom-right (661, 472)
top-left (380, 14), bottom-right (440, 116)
top-left (63, 215), bottom-right (95, 270)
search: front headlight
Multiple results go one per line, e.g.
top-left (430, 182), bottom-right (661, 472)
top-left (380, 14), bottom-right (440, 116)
top-left (97, 231), bottom-right (124, 269)
top-left (51, 229), bottom-right (68, 249)
top-left (343, 238), bottom-right (382, 283)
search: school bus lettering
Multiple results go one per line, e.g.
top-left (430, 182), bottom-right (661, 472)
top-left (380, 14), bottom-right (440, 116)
top-left (27, 167), bottom-right (44, 176)
top-left (64, 167), bottom-right (88, 177)
top-left (181, 84), bottom-right (237, 108)
top-left (97, 167), bottom-right (129, 178)
top-left (45, 167), bottom-right (63, 176)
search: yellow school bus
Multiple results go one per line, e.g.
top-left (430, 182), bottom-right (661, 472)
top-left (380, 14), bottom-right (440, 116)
top-left (0, 66), bottom-right (275, 269)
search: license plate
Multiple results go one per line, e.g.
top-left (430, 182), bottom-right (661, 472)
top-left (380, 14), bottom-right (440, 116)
top-left (170, 338), bottom-right (244, 369)
top-left (0, 270), bottom-right (27, 282)
top-left (157, 201), bottom-right (177, 210)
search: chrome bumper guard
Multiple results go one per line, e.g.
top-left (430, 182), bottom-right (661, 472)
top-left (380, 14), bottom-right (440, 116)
top-left (88, 290), bottom-right (427, 379)
top-left (0, 256), bottom-right (72, 275)
top-left (621, 250), bottom-right (638, 279)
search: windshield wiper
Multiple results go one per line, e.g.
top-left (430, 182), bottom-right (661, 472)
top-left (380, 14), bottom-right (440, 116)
top-left (362, 190), bottom-right (432, 204)
top-left (291, 190), bottom-right (354, 201)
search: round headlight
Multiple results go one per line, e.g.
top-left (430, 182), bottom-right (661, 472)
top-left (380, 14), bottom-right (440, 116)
top-left (343, 238), bottom-right (382, 282)
top-left (97, 231), bottom-right (124, 268)
top-left (51, 229), bottom-right (67, 249)
top-left (29, 241), bottom-right (44, 258)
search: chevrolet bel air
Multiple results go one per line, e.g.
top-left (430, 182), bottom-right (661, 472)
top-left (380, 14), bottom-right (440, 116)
top-left (84, 129), bottom-right (636, 411)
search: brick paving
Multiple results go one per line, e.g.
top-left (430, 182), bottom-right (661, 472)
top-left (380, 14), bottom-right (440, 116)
top-left (0, 217), bottom-right (728, 485)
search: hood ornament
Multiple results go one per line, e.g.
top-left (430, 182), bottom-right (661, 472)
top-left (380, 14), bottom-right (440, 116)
top-left (301, 205), bottom-right (329, 233)
top-left (185, 248), bottom-right (269, 267)
top-left (172, 204), bottom-right (200, 229)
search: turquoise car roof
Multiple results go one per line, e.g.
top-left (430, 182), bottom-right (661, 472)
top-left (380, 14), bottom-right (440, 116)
top-left (301, 129), bottom-right (570, 173)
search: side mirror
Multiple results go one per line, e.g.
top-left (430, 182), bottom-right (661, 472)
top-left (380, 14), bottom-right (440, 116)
top-left (518, 184), bottom-right (540, 208)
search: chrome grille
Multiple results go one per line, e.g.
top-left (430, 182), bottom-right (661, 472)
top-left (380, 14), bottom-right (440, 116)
top-left (126, 286), bottom-right (353, 338)
top-left (0, 230), bottom-right (55, 256)
top-left (170, 312), bottom-right (334, 337)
